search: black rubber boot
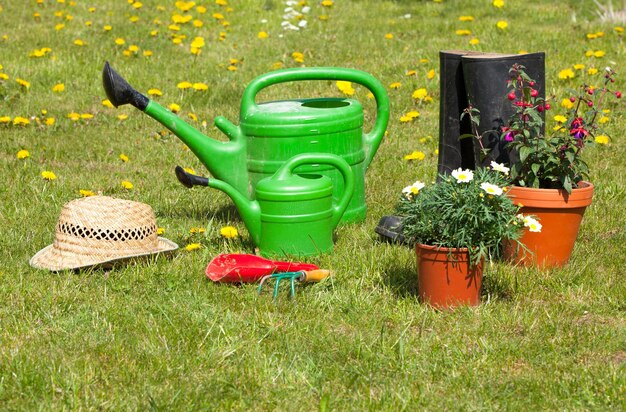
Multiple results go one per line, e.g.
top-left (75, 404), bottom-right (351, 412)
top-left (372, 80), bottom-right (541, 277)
top-left (461, 52), bottom-right (545, 166)
top-left (437, 50), bottom-right (479, 175)
top-left (375, 215), bottom-right (407, 244)
top-left (436, 51), bottom-right (545, 173)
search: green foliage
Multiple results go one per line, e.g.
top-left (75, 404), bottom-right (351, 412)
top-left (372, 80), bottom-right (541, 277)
top-left (396, 168), bottom-right (524, 266)
top-left (501, 65), bottom-right (617, 192)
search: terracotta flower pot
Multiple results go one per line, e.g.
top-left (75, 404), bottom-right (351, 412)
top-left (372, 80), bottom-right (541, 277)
top-left (415, 244), bottom-right (483, 308)
top-left (504, 181), bottom-right (594, 268)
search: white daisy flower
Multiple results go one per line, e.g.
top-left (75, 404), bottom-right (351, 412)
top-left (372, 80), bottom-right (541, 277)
top-left (451, 168), bottom-right (474, 183)
top-left (480, 182), bottom-right (504, 196)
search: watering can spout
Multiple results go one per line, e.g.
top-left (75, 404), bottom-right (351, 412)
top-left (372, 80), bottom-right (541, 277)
top-left (102, 61), bottom-right (149, 110)
top-left (175, 166), bottom-right (261, 244)
top-left (102, 62), bottom-right (249, 197)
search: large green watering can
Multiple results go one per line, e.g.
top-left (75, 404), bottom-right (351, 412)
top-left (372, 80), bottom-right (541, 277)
top-left (102, 62), bottom-right (389, 223)
top-left (176, 153), bottom-right (354, 257)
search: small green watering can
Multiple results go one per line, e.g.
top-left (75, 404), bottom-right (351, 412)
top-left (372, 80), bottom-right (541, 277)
top-left (176, 153), bottom-right (354, 257)
top-left (102, 62), bottom-right (389, 223)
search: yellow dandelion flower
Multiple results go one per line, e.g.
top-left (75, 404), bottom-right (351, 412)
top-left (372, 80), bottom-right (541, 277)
top-left (177, 81), bottom-right (193, 89)
top-left (385, 33), bottom-right (394, 39)
top-left (117, 114), bottom-right (128, 121)
top-left (119, 153), bottom-right (129, 162)
top-left (169, 103), bottom-right (181, 112)
top-left (121, 180), bottom-right (134, 190)
top-left (389, 82), bottom-right (401, 89)
top-left (213, 12), bottom-right (224, 20)
top-left (220, 226), bottom-right (238, 239)
top-left (115, 38), bottom-right (126, 46)
top-left (132, 1), bottom-right (143, 9)
top-left (44, 117), bottom-right (55, 126)
top-left (585, 50), bottom-right (594, 57)
top-left (258, 31), bottom-right (268, 39)
top-left (558, 69), bottom-right (575, 80)
top-left (496, 20), bottom-right (508, 30)
top-left (412, 88), bottom-right (429, 100)
top-left (321, 0), bottom-right (333, 6)
top-left (459, 16), bottom-right (474, 22)
top-left (594, 135), bottom-right (609, 144)
top-left (0, 116), bottom-right (11, 123)
top-left (190, 227), bottom-right (206, 234)
top-left (427, 69), bottom-right (436, 79)
top-left (143, 50), bottom-right (153, 57)
top-left (55, 23), bottom-right (65, 31)
top-left (13, 117), bottom-right (30, 126)
top-left (292, 51), bottom-right (305, 63)
top-left (406, 110), bottom-right (420, 119)
top-left (404, 150), bottom-right (426, 161)
top-left (573, 64), bottom-right (585, 70)
top-left (190, 37), bottom-right (205, 49)
top-left (80, 189), bottom-right (96, 197)
top-left (456, 29), bottom-right (471, 36)
top-left (561, 98), bottom-right (574, 109)
top-left (150, 30), bottom-right (158, 36)
top-left (406, 70), bottom-right (417, 76)
top-left (188, 113), bottom-right (198, 121)
top-left (553, 115), bottom-right (567, 123)
top-left (185, 243), bottom-right (201, 251)
top-left (80, 113), bottom-right (93, 120)
top-left (399, 115), bottom-right (413, 123)
top-left (104, 25), bottom-right (112, 31)
top-left (183, 167), bottom-right (195, 174)
top-left (128, 45), bottom-right (139, 53)
top-left (599, 116), bottom-right (609, 124)
top-left (193, 19), bottom-right (203, 28)
top-left (588, 68), bottom-right (598, 75)
top-left (193, 82), bottom-right (208, 91)
top-left (593, 50), bottom-right (605, 57)
top-left (336, 81), bottom-right (355, 96)
top-left (16, 78), bottom-right (30, 88)
top-left (102, 99), bottom-right (114, 108)
top-left (148, 88), bottom-right (163, 96)
top-left (469, 37), bottom-right (480, 45)
top-left (74, 39), bottom-right (86, 46)
top-left (493, 0), bottom-right (504, 8)
top-left (17, 149), bottom-right (30, 159)
top-left (157, 227), bottom-right (165, 235)
top-left (0, 73), bottom-right (8, 81)
top-left (52, 83), bottom-right (65, 92)
top-left (42, 171), bottom-right (57, 181)
top-left (615, 26), bottom-right (624, 34)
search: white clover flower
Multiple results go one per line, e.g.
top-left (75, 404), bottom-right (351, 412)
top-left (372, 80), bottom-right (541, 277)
top-left (606, 66), bottom-right (612, 72)
top-left (490, 161), bottom-right (510, 175)
top-left (480, 182), bottom-right (504, 196)
top-left (451, 168), bottom-right (474, 183)
top-left (302, 6), bottom-right (311, 13)
top-left (298, 20), bottom-right (308, 28)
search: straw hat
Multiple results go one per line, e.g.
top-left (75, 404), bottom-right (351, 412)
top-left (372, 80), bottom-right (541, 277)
top-left (30, 196), bottom-right (178, 271)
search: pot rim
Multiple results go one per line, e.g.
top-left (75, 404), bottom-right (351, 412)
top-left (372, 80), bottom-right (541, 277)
top-left (415, 243), bottom-right (469, 253)
top-left (506, 181), bottom-right (594, 209)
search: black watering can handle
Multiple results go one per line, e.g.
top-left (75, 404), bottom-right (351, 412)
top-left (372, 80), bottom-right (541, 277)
top-left (240, 67), bottom-right (390, 169)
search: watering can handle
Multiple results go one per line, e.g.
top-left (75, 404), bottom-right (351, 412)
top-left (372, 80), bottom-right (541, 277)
top-left (275, 153), bottom-right (355, 228)
top-left (240, 67), bottom-right (390, 169)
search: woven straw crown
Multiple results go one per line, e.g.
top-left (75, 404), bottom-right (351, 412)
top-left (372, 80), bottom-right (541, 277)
top-left (30, 196), bottom-right (178, 271)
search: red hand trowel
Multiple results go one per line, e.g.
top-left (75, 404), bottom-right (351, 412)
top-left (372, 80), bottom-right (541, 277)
top-left (205, 254), bottom-right (319, 283)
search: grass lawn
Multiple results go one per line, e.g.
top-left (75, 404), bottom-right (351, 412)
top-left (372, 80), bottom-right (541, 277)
top-left (1, 0), bottom-right (625, 409)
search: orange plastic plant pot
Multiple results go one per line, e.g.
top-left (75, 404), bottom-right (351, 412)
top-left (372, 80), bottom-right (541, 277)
top-left (504, 181), bottom-right (594, 268)
top-left (416, 244), bottom-right (483, 309)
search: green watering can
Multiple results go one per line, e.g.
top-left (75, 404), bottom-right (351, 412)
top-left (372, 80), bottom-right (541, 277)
top-left (102, 62), bottom-right (389, 223)
top-left (176, 153), bottom-right (354, 257)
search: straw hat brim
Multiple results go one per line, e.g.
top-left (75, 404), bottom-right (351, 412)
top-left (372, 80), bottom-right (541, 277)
top-left (29, 237), bottom-right (179, 272)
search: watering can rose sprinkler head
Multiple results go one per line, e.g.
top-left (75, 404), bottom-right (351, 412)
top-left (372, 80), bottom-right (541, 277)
top-left (102, 61), bottom-right (149, 110)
